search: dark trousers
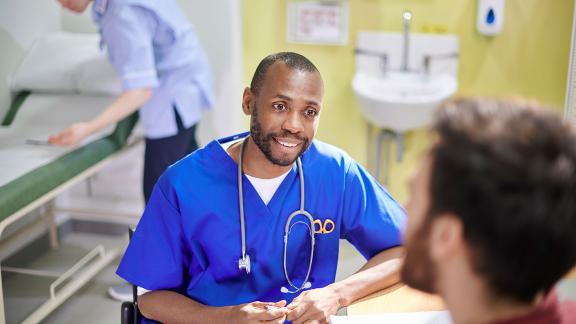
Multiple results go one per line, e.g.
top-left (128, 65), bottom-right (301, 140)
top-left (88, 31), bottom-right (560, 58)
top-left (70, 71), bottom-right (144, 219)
top-left (143, 108), bottom-right (198, 203)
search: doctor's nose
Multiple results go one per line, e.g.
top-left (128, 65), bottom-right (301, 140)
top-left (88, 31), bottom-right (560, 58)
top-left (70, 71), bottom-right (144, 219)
top-left (282, 111), bottom-right (305, 134)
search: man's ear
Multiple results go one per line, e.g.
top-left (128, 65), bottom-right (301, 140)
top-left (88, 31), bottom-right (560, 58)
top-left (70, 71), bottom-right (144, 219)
top-left (242, 87), bottom-right (254, 116)
top-left (429, 214), bottom-right (463, 261)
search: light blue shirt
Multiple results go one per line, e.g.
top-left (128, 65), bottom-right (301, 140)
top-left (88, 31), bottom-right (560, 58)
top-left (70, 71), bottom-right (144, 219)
top-left (92, 0), bottom-right (215, 139)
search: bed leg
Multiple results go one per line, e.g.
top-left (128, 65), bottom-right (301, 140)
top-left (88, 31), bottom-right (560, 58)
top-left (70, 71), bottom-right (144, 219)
top-left (86, 176), bottom-right (94, 197)
top-left (0, 269), bottom-right (6, 324)
top-left (46, 200), bottom-right (59, 250)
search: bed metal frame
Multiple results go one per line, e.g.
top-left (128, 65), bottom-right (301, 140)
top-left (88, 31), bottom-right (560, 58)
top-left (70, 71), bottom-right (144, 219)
top-left (0, 92), bottom-right (141, 324)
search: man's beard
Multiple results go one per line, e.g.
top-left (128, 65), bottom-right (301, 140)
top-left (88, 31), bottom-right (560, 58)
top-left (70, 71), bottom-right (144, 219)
top-left (250, 104), bottom-right (310, 166)
top-left (401, 219), bottom-right (438, 294)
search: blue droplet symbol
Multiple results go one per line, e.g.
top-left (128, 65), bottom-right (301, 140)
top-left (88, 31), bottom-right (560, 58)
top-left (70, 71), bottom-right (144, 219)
top-left (486, 8), bottom-right (495, 25)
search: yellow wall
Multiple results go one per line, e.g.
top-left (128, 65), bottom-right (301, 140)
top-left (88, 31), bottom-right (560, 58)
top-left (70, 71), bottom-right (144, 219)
top-left (242, 0), bottom-right (574, 203)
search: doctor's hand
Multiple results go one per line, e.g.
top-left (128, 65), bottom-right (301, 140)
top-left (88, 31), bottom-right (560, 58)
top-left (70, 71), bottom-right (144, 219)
top-left (48, 122), bottom-right (93, 146)
top-left (231, 300), bottom-right (289, 323)
top-left (286, 287), bottom-right (341, 324)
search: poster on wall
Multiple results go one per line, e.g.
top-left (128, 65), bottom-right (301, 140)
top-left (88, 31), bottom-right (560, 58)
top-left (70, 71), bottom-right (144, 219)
top-left (287, 1), bottom-right (348, 45)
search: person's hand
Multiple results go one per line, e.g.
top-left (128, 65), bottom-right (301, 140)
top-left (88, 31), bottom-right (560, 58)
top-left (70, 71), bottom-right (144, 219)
top-left (48, 122), bottom-right (92, 146)
top-left (286, 287), bottom-right (341, 324)
top-left (231, 300), bottom-right (289, 323)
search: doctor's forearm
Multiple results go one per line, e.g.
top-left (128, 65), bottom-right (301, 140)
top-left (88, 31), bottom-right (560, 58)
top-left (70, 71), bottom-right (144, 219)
top-left (86, 88), bottom-right (152, 135)
top-left (329, 246), bottom-right (403, 307)
top-left (139, 290), bottom-right (235, 324)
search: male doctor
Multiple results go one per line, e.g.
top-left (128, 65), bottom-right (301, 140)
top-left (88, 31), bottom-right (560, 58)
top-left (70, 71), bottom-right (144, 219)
top-left (117, 52), bottom-right (405, 323)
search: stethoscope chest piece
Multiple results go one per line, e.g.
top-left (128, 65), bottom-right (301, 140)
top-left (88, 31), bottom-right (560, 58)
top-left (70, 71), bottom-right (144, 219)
top-left (238, 254), bottom-right (251, 274)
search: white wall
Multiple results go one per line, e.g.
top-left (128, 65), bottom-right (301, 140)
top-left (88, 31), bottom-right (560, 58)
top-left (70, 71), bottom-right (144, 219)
top-left (0, 0), bottom-right (60, 49)
top-left (179, 0), bottom-right (246, 143)
top-left (0, 0), bottom-right (61, 119)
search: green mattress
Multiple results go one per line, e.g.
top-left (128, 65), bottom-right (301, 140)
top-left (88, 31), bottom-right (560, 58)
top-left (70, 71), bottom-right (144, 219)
top-left (0, 92), bottom-right (138, 221)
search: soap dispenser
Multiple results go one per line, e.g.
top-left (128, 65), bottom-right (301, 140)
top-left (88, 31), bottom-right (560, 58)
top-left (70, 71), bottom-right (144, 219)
top-left (477, 0), bottom-right (505, 36)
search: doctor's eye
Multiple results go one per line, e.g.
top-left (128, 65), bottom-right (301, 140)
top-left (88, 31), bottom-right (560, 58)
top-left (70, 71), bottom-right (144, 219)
top-left (304, 108), bottom-right (318, 118)
top-left (273, 103), bottom-right (287, 111)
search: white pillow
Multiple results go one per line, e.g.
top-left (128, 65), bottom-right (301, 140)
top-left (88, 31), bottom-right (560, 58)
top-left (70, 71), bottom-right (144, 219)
top-left (76, 55), bottom-right (122, 96)
top-left (10, 32), bottom-right (121, 96)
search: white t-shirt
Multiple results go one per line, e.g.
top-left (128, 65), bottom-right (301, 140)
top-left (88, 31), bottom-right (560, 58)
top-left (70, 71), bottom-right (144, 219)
top-left (245, 172), bottom-right (289, 205)
top-left (221, 139), bottom-right (289, 205)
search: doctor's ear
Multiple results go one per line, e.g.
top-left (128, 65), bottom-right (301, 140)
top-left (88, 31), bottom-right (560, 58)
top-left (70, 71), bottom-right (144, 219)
top-left (242, 87), bottom-right (254, 116)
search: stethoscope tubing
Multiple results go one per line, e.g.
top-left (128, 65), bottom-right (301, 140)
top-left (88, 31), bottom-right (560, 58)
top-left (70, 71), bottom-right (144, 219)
top-left (237, 136), bottom-right (315, 293)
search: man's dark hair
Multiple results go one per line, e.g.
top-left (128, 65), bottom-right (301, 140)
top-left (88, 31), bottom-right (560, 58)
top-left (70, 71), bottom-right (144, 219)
top-left (429, 97), bottom-right (576, 302)
top-left (250, 52), bottom-right (319, 95)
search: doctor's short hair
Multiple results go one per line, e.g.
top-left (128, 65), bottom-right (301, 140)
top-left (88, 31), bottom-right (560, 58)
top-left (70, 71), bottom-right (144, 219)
top-left (250, 52), bottom-right (320, 95)
top-left (428, 97), bottom-right (576, 303)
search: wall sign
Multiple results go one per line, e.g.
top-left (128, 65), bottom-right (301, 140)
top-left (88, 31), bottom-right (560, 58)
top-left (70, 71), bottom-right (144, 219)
top-left (287, 1), bottom-right (348, 45)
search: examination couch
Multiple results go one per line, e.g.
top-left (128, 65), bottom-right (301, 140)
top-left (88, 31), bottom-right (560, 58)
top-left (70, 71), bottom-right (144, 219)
top-left (0, 32), bottom-right (139, 324)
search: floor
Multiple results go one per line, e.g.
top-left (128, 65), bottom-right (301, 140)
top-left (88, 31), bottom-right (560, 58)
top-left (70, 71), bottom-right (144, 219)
top-left (2, 141), bottom-right (575, 323)
top-left (4, 234), bottom-right (363, 324)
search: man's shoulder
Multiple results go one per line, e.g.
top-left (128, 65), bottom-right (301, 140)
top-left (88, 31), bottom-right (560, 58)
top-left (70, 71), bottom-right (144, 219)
top-left (161, 141), bottom-right (221, 182)
top-left (308, 140), bottom-right (352, 160)
top-left (559, 300), bottom-right (576, 323)
top-left (306, 140), bottom-right (356, 170)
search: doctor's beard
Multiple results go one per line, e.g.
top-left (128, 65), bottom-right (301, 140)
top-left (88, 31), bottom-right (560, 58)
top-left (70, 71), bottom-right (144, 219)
top-left (250, 104), bottom-right (310, 166)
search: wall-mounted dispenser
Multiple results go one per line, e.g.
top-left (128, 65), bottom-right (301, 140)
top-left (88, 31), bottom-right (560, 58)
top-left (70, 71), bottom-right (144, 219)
top-left (477, 0), bottom-right (505, 36)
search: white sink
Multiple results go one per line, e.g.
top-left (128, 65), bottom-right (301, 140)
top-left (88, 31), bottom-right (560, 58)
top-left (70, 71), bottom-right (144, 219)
top-left (353, 31), bottom-right (459, 133)
top-left (352, 72), bottom-right (457, 132)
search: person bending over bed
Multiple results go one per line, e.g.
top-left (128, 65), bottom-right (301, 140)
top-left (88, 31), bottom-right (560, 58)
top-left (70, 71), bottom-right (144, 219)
top-left (53, 0), bottom-right (215, 302)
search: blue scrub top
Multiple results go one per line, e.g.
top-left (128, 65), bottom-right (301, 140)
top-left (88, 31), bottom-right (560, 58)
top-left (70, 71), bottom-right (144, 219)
top-left (117, 134), bottom-right (405, 319)
top-left (92, 0), bottom-right (215, 139)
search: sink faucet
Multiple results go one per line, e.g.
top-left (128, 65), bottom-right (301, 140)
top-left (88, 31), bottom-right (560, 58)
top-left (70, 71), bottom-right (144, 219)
top-left (402, 10), bottom-right (412, 72)
top-left (422, 52), bottom-right (459, 76)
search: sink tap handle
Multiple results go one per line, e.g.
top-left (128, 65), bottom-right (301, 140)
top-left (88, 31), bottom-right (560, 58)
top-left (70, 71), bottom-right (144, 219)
top-left (422, 52), bottom-right (459, 75)
top-left (355, 48), bottom-right (389, 75)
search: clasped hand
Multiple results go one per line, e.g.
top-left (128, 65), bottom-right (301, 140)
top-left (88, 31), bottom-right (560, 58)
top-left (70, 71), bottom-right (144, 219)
top-left (285, 286), bottom-right (341, 324)
top-left (234, 300), bottom-right (288, 323)
top-left (235, 286), bottom-right (340, 324)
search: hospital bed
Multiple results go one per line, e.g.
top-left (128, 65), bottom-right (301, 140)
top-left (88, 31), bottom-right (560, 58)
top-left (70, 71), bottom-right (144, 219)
top-left (0, 33), bottom-right (139, 324)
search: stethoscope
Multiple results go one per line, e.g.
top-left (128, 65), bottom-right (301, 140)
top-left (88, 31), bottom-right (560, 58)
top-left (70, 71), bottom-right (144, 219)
top-left (237, 136), bottom-right (315, 294)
